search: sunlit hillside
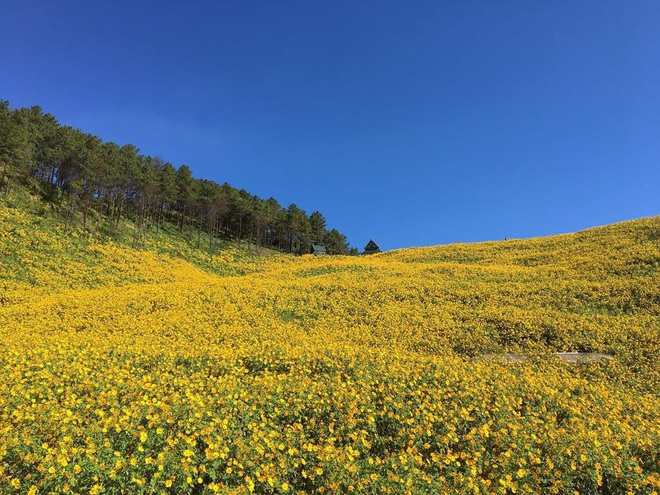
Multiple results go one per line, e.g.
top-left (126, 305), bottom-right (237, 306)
top-left (1, 191), bottom-right (659, 494)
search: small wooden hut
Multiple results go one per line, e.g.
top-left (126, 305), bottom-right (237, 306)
top-left (362, 239), bottom-right (381, 255)
top-left (310, 244), bottom-right (328, 256)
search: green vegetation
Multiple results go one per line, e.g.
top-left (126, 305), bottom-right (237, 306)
top-left (0, 100), bottom-right (352, 256)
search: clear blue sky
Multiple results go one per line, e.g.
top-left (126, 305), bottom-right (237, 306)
top-left (2, 1), bottom-right (659, 250)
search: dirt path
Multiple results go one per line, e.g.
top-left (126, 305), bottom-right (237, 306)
top-left (473, 352), bottom-right (615, 363)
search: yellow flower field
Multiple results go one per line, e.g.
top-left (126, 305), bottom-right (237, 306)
top-left (1, 198), bottom-right (659, 494)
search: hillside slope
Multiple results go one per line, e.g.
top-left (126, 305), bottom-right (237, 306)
top-left (0, 189), bottom-right (276, 303)
top-left (1, 192), bottom-right (659, 494)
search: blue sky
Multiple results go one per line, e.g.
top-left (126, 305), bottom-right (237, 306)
top-left (2, 1), bottom-right (659, 250)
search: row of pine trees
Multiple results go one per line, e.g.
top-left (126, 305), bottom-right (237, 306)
top-left (0, 101), bottom-right (353, 255)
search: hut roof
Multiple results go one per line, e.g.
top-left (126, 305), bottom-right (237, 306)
top-left (311, 244), bottom-right (328, 255)
top-left (362, 239), bottom-right (381, 254)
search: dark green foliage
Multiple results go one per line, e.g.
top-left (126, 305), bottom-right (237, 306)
top-left (0, 100), bottom-right (352, 254)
